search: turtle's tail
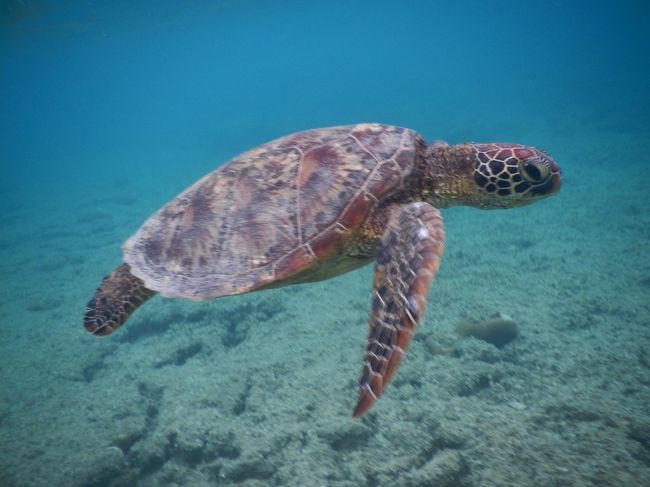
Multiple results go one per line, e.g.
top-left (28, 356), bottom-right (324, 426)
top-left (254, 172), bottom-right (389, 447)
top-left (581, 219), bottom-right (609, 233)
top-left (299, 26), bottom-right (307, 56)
top-left (83, 263), bottom-right (156, 336)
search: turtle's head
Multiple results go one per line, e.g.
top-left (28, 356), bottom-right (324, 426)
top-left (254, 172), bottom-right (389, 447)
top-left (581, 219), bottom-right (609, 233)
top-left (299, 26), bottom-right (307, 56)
top-left (466, 143), bottom-right (561, 208)
top-left (424, 142), bottom-right (561, 209)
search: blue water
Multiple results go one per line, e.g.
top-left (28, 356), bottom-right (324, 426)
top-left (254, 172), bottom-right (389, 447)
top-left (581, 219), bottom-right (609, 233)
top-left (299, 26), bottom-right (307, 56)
top-left (1, 1), bottom-right (649, 486)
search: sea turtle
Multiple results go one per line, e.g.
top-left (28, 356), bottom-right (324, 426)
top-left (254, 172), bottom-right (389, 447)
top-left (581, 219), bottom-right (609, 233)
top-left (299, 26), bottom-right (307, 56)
top-left (84, 123), bottom-right (561, 417)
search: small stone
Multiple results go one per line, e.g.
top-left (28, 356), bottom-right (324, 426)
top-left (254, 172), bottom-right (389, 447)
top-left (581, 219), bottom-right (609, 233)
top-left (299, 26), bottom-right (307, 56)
top-left (454, 314), bottom-right (519, 348)
top-left (508, 400), bottom-right (526, 411)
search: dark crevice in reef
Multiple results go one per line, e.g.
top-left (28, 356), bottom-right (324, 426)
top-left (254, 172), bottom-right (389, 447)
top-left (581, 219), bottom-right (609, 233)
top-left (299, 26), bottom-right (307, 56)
top-left (418, 435), bottom-right (466, 466)
top-left (222, 315), bottom-right (251, 348)
top-left (225, 458), bottom-right (277, 482)
top-left (163, 431), bottom-right (216, 467)
top-left (637, 347), bottom-right (650, 370)
top-left (174, 342), bottom-right (203, 365)
top-left (457, 373), bottom-right (495, 397)
top-left (128, 429), bottom-right (244, 480)
top-left (627, 422), bottom-right (650, 466)
top-left (318, 422), bottom-right (375, 452)
top-left (77, 347), bottom-right (115, 383)
top-left (137, 382), bottom-right (164, 432)
top-left (232, 376), bottom-right (252, 416)
top-left (81, 360), bottom-right (106, 383)
top-left (112, 382), bottom-right (166, 476)
top-left (211, 431), bottom-right (242, 460)
top-left (153, 342), bottom-right (204, 368)
top-left (120, 318), bottom-right (172, 343)
top-left (219, 298), bottom-right (288, 349)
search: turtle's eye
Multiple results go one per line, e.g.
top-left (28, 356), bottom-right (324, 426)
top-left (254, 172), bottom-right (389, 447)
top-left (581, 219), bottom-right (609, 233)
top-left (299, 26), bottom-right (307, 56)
top-left (520, 159), bottom-right (550, 183)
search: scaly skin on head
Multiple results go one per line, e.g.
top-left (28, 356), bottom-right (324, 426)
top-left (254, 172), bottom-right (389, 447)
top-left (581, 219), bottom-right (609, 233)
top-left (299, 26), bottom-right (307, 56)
top-left (419, 142), bottom-right (562, 209)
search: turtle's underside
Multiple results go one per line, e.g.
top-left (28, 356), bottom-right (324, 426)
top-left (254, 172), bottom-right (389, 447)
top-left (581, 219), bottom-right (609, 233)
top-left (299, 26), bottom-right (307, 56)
top-left (84, 123), bottom-right (562, 417)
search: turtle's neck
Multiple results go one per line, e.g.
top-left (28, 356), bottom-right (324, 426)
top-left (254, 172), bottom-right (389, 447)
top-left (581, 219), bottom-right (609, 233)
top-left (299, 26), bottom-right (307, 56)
top-left (416, 143), bottom-right (480, 208)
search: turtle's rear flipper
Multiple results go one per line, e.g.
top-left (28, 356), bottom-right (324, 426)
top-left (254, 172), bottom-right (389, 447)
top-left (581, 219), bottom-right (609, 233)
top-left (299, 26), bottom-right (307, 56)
top-left (83, 263), bottom-right (155, 336)
top-left (353, 202), bottom-right (444, 417)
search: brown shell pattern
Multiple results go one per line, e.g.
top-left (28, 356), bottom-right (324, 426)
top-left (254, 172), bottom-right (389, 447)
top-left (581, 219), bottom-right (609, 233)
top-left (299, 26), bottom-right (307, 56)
top-left (123, 123), bottom-right (419, 299)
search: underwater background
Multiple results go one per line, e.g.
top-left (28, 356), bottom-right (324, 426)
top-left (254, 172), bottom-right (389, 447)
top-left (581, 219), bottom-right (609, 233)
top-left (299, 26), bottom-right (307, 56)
top-left (1, 1), bottom-right (649, 485)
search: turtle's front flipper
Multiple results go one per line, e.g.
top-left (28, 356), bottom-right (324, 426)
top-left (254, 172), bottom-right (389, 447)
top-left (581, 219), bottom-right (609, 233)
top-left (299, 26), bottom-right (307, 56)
top-left (83, 263), bottom-right (156, 336)
top-left (353, 202), bottom-right (444, 417)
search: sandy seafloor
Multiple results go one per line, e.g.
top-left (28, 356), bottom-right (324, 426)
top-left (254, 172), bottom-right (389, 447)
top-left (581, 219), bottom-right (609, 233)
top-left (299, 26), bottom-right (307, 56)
top-left (1, 2), bottom-right (650, 487)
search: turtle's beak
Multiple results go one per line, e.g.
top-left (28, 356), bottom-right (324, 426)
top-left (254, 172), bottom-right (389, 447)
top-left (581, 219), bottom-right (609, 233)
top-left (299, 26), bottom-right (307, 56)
top-left (546, 158), bottom-right (562, 195)
top-left (550, 171), bottom-right (562, 194)
top-left (532, 171), bottom-right (562, 197)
